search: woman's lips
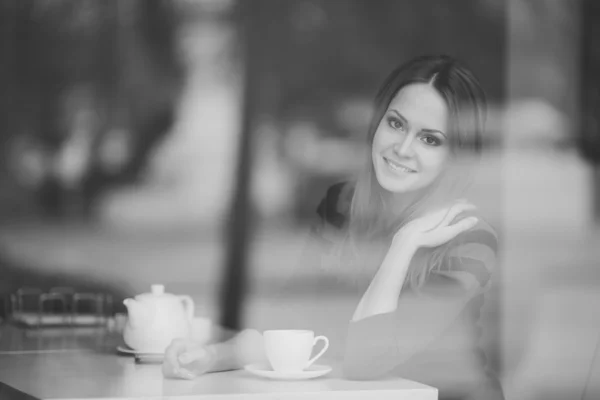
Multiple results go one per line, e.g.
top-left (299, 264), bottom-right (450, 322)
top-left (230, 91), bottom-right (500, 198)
top-left (383, 156), bottom-right (417, 173)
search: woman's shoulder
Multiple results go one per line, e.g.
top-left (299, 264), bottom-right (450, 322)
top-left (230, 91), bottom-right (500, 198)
top-left (315, 181), bottom-right (355, 229)
top-left (452, 211), bottom-right (499, 255)
top-left (435, 211), bottom-right (499, 290)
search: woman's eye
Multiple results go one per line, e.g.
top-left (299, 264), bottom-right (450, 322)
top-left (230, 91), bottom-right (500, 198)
top-left (388, 117), bottom-right (405, 131)
top-left (421, 135), bottom-right (441, 146)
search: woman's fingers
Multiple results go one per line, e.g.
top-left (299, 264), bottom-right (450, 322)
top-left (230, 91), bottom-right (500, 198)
top-left (172, 367), bottom-right (197, 380)
top-left (163, 357), bottom-right (196, 380)
top-left (440, 217), bottom-right (478, 241)
top-left (162, 339), bottom-right (206, 380)
top-left (420, 216), bottom-right (478, 247)
top-left (163, 339), bottom-right (185, 377)
top-left (395, 200), bottom-right (478, 246)
top-left (438, 202), bottom-right (476, 228)
top-left (179, 346), bottom-right (212, 366)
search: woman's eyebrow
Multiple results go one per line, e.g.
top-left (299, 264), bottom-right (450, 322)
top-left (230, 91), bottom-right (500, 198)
top-left (389, 109), bottom-right (409, 126)
top-left (422, 128), bottom-right (447, 138)
top-left (390, 109), bottom-right (447, 138)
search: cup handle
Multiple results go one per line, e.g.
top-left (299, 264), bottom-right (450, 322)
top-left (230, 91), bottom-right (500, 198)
top-left (306, 335), bottom-right (329, 368)
top-left (179, 295), bottom-right (195, 321)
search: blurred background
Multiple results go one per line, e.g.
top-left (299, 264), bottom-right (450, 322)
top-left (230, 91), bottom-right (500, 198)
top-left (0, 0), bottom-right (599, 399)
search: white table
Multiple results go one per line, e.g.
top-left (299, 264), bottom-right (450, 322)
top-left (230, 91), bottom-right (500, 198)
top-left (0, 352), bottom-right (437, 399)
top-left (0, 324), bottom-right (437, 400)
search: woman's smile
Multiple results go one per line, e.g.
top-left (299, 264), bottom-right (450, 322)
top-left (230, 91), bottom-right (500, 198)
top-left (382, 156), bottom-right (417, 174)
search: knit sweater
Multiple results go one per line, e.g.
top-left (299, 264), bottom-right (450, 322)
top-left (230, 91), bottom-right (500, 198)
top-left (313, 182), bottom-right (505, 400)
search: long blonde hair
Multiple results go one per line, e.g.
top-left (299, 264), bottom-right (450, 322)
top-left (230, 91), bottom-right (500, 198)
top-left (335, 55), bottom-right (488, 290)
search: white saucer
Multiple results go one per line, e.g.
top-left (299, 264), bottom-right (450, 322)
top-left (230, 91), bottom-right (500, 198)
top-left (244, 363), bottom-right (332, 380)
top-left (116, 345), bottom-right (163, 356)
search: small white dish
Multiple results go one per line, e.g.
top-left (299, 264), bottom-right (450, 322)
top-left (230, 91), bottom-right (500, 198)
top-left (244, 363), bottom-right (332, 380)
top-left (116, 345), bottom-right (163, 357)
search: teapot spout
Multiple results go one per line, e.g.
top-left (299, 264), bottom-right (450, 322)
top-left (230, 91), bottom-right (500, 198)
top-left (123, 298), bottom-right (153, 329)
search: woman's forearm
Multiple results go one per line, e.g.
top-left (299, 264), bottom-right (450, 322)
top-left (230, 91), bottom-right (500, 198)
top-left (352, 238), bottom-right (418, 321)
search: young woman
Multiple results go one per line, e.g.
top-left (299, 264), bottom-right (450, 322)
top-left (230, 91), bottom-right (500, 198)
top-left (162, 55), bottom-right (504, 400)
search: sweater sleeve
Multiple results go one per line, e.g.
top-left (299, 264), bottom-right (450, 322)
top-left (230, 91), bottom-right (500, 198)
top-left (342, 220), bottom-right (498, 380)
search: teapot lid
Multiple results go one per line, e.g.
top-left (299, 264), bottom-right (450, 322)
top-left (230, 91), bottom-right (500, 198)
top-left (135, 284), bottom-right (178, 301)
top-left (150, 284), bottom-right (165, 295)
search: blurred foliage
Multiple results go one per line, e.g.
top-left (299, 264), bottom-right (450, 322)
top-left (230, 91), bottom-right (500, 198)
top-left (0, 0), bottom-right (182, 219)
top-left (238, 0), bottom-right (505, 121)
top-left (580, 0), bottom-right (600, 224)
top-left (580, 0), bottom-right (600, 165)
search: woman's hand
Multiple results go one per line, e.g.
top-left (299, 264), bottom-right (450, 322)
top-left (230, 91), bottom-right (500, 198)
top-left (393, 201), bottom-right (478, 249)
top-left (162, 329), bottom-right (266, 380)
top-left (162, 338), bottom-right (216, 380)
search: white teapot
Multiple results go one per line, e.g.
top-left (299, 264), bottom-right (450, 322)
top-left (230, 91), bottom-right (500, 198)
top-left (123, 284), bottom-right (194, 353)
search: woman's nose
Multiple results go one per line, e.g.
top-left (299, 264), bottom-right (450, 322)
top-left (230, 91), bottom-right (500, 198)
top-left (393, 134), bottom-right (416, 157)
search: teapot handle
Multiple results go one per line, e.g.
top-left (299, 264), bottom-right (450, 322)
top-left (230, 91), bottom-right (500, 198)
top-left (179, 295), bottom-right (195, 321)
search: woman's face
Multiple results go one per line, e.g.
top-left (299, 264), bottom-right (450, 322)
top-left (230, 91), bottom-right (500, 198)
top-left (372, 83), bottom-right (450, 194)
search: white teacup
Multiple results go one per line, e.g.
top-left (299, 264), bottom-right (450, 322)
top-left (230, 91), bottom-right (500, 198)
top-left (263, 330), bottom-right (329, 372)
